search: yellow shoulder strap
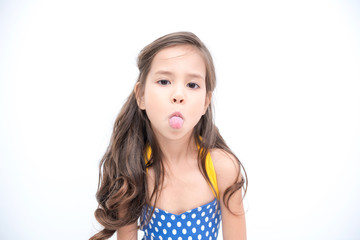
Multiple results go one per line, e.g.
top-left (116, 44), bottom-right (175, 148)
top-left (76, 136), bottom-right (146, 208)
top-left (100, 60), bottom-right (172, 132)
top-left (205, 152), bottom-right (219, 198)
top-left (145, 145), bottom-right (151, 174)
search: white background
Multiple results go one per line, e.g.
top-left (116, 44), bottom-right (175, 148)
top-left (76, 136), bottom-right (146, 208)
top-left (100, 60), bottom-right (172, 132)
top-left (1, 0), bottom-right (359, 239)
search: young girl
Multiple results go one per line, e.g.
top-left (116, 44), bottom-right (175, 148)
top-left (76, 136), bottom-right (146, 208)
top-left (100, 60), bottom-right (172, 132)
top-left (90, 32), bottom-right (248, 240)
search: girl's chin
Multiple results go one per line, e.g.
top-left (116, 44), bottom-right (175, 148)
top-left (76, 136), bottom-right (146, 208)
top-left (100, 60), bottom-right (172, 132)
top-left (152, 127), bottom-right (195, 141)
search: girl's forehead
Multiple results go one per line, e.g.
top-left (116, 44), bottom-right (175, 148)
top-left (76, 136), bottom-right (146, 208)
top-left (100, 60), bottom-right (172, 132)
top-left (155, 45), bottom-right (200, 60)
top-left (149, 45), bottom-right (206, 77)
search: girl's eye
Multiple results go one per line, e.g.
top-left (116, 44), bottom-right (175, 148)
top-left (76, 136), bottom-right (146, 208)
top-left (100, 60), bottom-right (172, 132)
top-left (157, 80), bottom-right (171, 85)
top-left (187, 82), bottom-right (200, 89)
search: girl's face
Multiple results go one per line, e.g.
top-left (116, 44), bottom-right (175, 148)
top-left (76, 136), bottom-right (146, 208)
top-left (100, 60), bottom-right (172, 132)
top-left (137, 45), bottom-right (211, 141)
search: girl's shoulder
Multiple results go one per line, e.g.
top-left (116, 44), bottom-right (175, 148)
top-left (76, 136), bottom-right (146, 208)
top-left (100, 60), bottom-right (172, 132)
top-left (209, 148), bottom-right (241, 191)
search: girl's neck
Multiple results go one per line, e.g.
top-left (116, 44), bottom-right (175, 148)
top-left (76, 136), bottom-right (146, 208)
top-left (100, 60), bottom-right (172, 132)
top-left (155, 132), bottom-right (197, 164)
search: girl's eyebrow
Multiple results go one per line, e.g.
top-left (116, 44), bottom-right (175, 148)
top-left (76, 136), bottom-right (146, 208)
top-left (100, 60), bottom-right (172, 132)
top-left (154, 70), bottom-right (205, 80)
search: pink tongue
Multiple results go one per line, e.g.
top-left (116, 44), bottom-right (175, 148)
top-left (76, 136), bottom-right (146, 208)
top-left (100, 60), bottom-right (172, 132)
top-left (169, 116), bottom-right (184, 129)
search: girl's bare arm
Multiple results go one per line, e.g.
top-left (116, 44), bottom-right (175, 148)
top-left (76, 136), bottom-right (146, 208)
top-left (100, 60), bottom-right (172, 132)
top-left (211, 149), bottom-right (247, 240)
top-left (117, 222), bottom-right (138, 240)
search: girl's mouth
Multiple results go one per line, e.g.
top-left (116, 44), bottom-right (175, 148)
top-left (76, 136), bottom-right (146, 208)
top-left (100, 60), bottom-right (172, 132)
top-left (169, 112), bottom-right (184, 129)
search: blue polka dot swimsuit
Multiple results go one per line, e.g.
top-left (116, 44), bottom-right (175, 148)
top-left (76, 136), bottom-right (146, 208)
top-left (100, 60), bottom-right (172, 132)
top-left (141, 147), bottom-right (221, 240)
top-left (141, 199), bottom-right (221, 240)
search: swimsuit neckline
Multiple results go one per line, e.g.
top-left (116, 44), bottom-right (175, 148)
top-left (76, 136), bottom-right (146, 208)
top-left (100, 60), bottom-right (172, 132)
top-left (146, 198), bottom-right (218, 217)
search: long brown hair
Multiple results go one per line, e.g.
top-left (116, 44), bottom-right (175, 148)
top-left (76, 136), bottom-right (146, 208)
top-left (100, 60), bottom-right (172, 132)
top-left (90, 31), bottom-right (248, 240)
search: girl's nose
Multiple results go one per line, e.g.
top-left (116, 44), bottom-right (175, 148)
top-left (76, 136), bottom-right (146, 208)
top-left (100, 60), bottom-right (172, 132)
top-left (172, 96), bottom-right (184, 104)
top-left (172, 84), bottom-right (185, 104)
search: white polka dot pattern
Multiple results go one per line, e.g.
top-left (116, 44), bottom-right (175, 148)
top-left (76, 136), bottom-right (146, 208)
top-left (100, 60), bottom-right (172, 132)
top-left (141, 198), bottom-right (221, 240)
